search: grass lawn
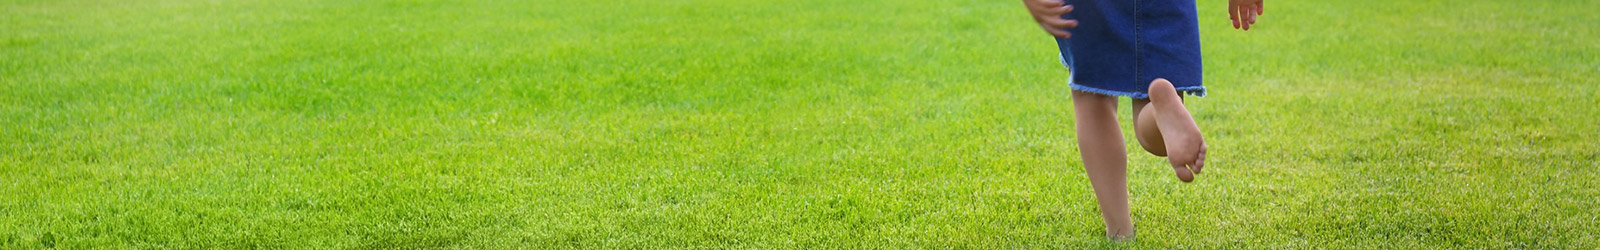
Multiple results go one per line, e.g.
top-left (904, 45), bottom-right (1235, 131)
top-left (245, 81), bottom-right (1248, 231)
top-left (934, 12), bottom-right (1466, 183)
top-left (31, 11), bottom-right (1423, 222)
top-left (3, 0), bottom-right (1597, 248)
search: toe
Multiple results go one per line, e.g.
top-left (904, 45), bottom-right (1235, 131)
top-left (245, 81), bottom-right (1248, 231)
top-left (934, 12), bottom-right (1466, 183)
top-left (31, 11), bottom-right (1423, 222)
top-left (1172, 164), bottom-right (1194, 182)
top-left (1169, 154), bottom-right (1196, 182)
top-left (1168, 153), bottom-right (1195, 171)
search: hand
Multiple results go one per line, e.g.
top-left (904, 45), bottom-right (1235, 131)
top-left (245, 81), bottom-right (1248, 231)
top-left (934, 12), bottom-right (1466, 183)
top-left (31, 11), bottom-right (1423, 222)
top-left (1229, 0), bottom-right (1264, 30)
top-left (1023, 0), bottom-right (1078, 38)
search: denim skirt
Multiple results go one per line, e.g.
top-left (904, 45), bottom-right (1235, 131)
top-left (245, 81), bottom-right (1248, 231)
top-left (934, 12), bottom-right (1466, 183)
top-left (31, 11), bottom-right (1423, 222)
top-left (1055, 0), bottom-right (1206, 99)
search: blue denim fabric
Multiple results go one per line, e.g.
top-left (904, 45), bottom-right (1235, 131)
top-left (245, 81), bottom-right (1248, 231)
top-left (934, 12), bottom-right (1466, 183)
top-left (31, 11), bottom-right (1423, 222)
top-left (1055, 0), bottom-right (1205, 99)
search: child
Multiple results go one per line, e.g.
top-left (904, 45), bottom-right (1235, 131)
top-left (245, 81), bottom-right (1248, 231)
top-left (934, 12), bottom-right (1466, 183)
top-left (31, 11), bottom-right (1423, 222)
top-left (1022, 0), bottom-right (1264, 240)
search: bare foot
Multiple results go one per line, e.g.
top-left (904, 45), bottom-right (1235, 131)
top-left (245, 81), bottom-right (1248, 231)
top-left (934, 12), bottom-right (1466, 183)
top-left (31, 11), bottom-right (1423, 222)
top-left (1108, 228), bottom-right (1136, 242)
top-left (1147, 79), bottom-right (1207, 182)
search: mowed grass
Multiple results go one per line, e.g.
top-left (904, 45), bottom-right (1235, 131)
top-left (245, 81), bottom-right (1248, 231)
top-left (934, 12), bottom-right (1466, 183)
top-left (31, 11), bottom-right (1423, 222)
top-left (2, 0), bottom-right (1597, 248)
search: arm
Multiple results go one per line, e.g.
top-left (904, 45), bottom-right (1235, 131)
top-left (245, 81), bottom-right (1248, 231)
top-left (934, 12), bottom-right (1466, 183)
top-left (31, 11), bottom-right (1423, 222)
top-left (1022, 0), bottom-right (1078, 38)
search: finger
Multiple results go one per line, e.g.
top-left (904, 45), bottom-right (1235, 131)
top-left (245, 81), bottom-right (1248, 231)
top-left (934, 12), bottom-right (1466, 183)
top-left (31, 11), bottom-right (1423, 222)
top-left (1037, 0), bottom-right (1064, 8)
top-left (1038, 16), bottom-right (1079, 29)
top-left (1038, 5), bottom-right (1073, 17)
top-left (1246, 6), bottom-right (1257, 25)
top-left (1258, 2), bottom-right (1264, 15)
top-left (1228, 4), bottom-right (1241, 29)
top-left (1023, 0), bottom-right (1047, 9)
top-left (1042, 25), bottom-right (1073, 38)
top-left (1042, 4), bottom-right (1074, 16)
top-left (1241, 7), bottom-right (1252, 30)
top-left (1241, 7), bottom-right (1254, 28)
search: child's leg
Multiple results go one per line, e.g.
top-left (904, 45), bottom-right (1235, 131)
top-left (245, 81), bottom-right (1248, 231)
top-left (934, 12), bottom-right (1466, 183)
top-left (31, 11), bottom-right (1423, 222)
top-left (1070, 90), bottom-right (1135, 239)
top-left (1144, 79), bottom-right (1207, 182)
top-left (1132, 99), bottom-right (1166, 157)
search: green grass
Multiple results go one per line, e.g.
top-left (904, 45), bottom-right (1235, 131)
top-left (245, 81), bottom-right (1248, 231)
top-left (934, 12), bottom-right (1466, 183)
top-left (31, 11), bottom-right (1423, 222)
top-left (3, 0), bottom-right (1597, 248)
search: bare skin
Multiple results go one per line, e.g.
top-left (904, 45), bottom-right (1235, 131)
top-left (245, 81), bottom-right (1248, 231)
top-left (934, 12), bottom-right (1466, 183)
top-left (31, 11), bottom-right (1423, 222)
top-left (1142, 79), bottom-right (1207, 182)
top-left (1066, 80), bottom-right (1209, 240)
top-left (1230, 0), bottom-right (1265, 31)
top-left (1023, 0), bottom-right (1260, 240)
top-left (1021, 0), bottom-right (1078, 38)
top-left (1132, 99), bottom-right (1165, 157)
top-left (1071, 90), bottom-right (1135, 239)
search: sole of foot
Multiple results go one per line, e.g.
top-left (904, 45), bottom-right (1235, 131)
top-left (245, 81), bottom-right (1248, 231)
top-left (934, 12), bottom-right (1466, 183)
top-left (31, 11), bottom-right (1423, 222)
top-left (1147, 78), bottom-right (1207, 182)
